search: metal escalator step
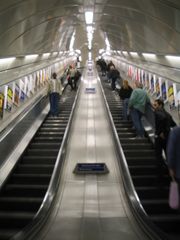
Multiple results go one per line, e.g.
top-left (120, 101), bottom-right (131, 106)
top-left (114, 123), bottom-right (132, 128)
top-left (122, 143), bottom-right (153, 150)
top-left (0, 197), bottom-right (43, 211)
top-left (118, 132), bottom-right (136, 138)
top-left (132, 175), bottom-right (170, 187)
top-left (141, 199), bottom-right (176, 214)
top-left (129, 165), bottom-right (157, 175)
top-left (150, 214), bottom-right (180, 233)
top-left (33, 137), bottom-right (63, 143)
top-left (124, 149), bottom-right (155, 157)
top-left (42, 123), bottom-right (67, 127)
top-left (15, 164), bottom-right (54, 174)
top-left (39, 127), bottom-right (66, 132)
top-left (0, 212), bottom-right (34, 228)
top-left (26, 149), bottom-right (59, 156)
top-left (10, 174), bottom-right (51, 184)
top-left (0, 229), bottom-right (19, 240)
top-left (116, 128), bottom-right (135, 133)
top-left (4, 184), bottom-right (48, 197)
top-left (120, 138), bottom-right (149, 144)
top-left (136, 186), bottom-right (169, 199)
top-left (29, 143), bottom-right (60, 149)
top-left (21, 156), bottom-right (56, 164)
top-left (45, 119), bottom-right (68, 123)
top-left (36, 132), bottom-right (64, 137)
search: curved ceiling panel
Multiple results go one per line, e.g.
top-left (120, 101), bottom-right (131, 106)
top-left (0, 0), bottom-right (180, 57)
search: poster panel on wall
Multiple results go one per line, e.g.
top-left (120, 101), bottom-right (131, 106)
top-left (168, 82), bottom-right (176, 109)
top-left (155, 77), bottom-right (161, 98)
top-left (0, 92), bottom-right (4, 118)
top-left (6, 86), bottom-right (13, 111)
top-left (150, 75), bottom-right (155, 95)
top-left (14, 83), bottom-right (20, 106)
top-left (19, 79), bottom-right (26, 102)
top-left (161, 80), bottom-right (167, 101)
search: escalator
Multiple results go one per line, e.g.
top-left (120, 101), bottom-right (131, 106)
top-left (0, 88), bottom-right (78, 240)
top-left (100, 77), bottom-right (180, 240)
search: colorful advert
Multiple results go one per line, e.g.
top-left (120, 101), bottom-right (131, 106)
top-left (161, 81), bottom-right (167, 101)
top-left (14, 84), bottom-right (20, 106)
top-left (150, 76), bottom-right (155, 94)
top-left (0, 92), bottom-right (4, 118)
top-left (6, 86), bottom-right (13, 111)
top-left (155, 78), bottom-right (161, 98)
top-left (168, 83), bottom-right (175, 109)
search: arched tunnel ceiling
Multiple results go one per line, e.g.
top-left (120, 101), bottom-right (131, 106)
top-left (0, 0), bottom-right (180, 58)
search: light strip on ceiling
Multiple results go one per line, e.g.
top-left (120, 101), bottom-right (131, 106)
top-left (165, 55), bottom-right (180, 60)
top-left (85, 11), bottom-right (93, 24)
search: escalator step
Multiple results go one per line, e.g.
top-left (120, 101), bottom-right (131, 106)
top-left (0, 197), bottom-right (43, 211)
top-left (4, 184), bottom-right (48, 197)
top-left (129, 165), bottom-right (157, 175)
top-left (10, 174), bottom-right (51, 184)
top-left (15, 164), bottom-right (54, 174)
top-left (21, 156), bottom-right (56, 164)
top-left (29, 143), bottom-right (60, 149)
top-left (136, 186), bottom-right (169, 199)
top-left (26, 149), bottom-right (59, 156)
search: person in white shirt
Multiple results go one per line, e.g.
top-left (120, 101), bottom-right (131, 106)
top-left (48, 72), bottom-right (62, 117)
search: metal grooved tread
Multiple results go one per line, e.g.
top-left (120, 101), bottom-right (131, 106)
top-left (101, 78), bottom-right (180, 239)
top-left (0, 89), bottom-right (77, 239)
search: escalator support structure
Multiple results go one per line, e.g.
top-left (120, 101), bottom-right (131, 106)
top-left (100, 75), bottom-right (180, 240)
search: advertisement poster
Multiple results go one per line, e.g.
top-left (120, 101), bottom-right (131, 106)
top-left (150, 75), bottom-right (155, 94)
top-left (35, 71), bottom-right (40, 89)
top-left (168, 82), bottom-right (175, 109)
top-left (19, 79), bottom-right (26, 102)
top-left (161, 81), bottom-right (167, 101)
top-left (7, 86), bottom-right (13, 111)
top-left (0, 92), bottom-right (4, 118)
top-left (146, 73), bottom-right (150, 90)
top-left (14, 84), bottom-right (20, 106)
top-left (155, 77), bottom-right (161, 98)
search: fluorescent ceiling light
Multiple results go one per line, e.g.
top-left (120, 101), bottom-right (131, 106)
top-left (43, 53), bottom-right (50, 57)
top-left (0, 57), bottom-right (16, 64)
top-left (130, 52), bottom-right (138, 56)
top-left (85, 11), bottom-right (93, 24)
top-left (25, 54), bottom-right (38, 59)
top-left (122, 51), bottom-right (128, 54)
top-left (165, 55), bottom-right (180, 60)
top-left (142, 53), bottom-right (156, 57)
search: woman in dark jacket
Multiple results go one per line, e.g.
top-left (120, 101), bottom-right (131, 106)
top-left (119, 80), bottom-right (133, 120)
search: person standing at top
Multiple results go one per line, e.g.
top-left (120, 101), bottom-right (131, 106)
top-left (129, 81), bottom-right (150, 138)
top-left (48, 72), bottom-right (62, 117)
top-left (119, 80), bottom-right (133, 120)
top-left (153, 99), bottom-right (176, 179)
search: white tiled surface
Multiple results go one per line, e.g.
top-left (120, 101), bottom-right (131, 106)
top-left (40, 66), bottom-right (147, 240)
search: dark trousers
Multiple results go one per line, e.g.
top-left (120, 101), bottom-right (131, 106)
top-left (49, 92), bottom-right (60, 116)
top-left (155, 136), bottom-right (167, 178)
top-left (111, 78), bottom-right (116, 90)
